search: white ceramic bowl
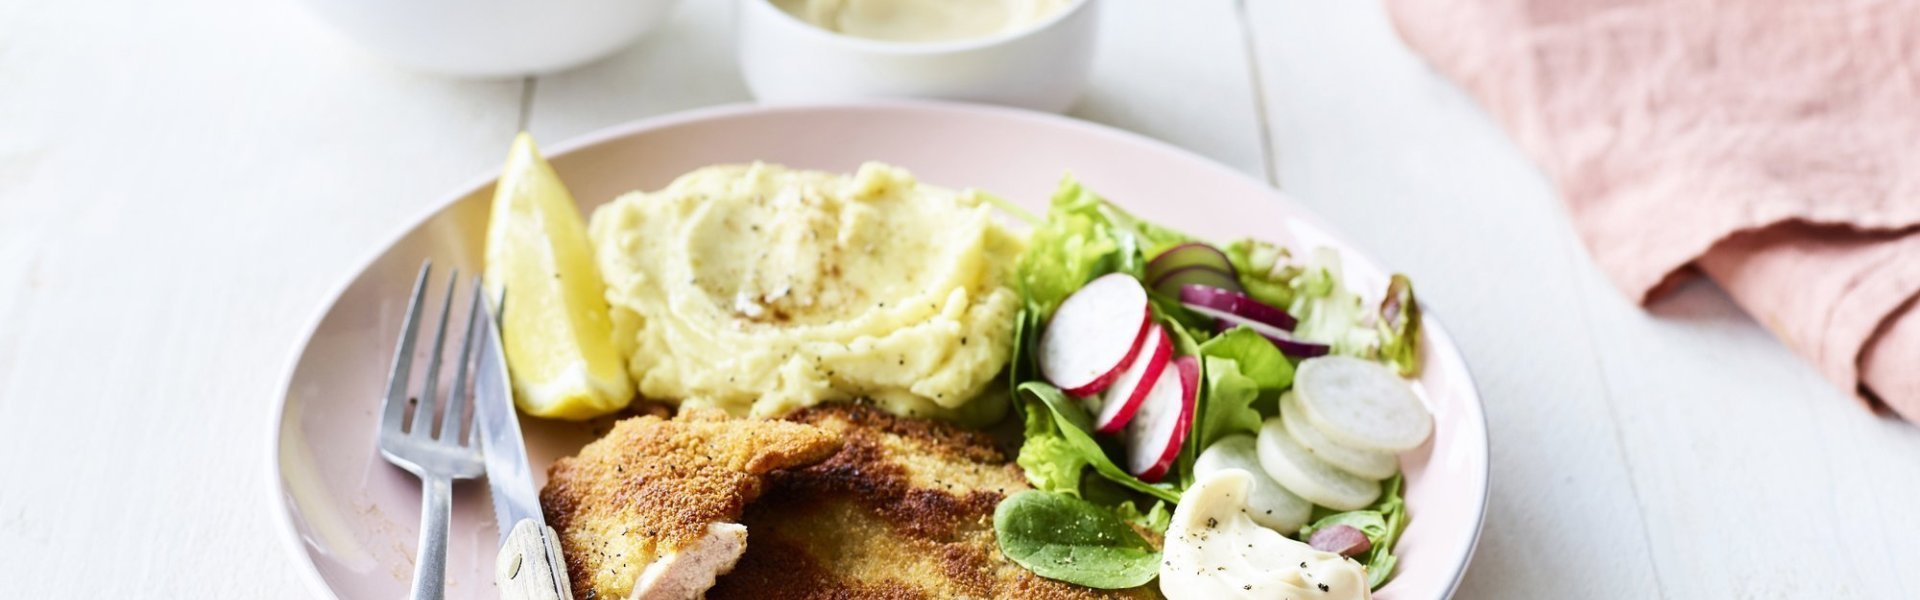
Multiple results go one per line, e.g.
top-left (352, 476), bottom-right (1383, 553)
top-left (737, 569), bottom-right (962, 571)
top-left (738, 0), bottom-right (1100, 112)
top-left (299, 0), bottom-right (681, 78)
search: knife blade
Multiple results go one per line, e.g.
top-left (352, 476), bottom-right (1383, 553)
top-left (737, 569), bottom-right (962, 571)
top-left (473, 300), bottom-right (572, 600)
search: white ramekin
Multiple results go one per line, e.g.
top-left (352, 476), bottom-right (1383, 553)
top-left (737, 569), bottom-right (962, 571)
top-left (737, 0), bottom-right (1100, 113)
top-left (298, 0), bottom-right (681, 78)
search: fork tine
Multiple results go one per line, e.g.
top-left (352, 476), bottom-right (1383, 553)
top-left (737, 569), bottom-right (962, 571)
top-left (413, 269), bottom-right (459, 439)
top-left (443, 278), bottom-right (484, 446)
top-left (382, 262), bottom-right (432, 433)
top-left (416, 269), bottom-right (460, 438)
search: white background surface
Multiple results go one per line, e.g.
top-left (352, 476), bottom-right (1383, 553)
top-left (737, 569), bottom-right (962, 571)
top-left (2, 0), bottom-right (1916, 597)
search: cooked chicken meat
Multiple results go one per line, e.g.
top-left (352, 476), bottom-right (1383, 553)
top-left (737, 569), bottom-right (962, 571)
top-left (540, 408), bottom-right (842, 600)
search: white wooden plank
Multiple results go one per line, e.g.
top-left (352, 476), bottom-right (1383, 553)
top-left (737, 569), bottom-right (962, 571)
top-left (0, 0), bottom-right (524, 597)
top-left (527, 0), bottom-right (1268, 180)
top-left (1243, 0), bottom-right (1664, 596)
top-left (1572, 269), bottom-right (1920, 598)
top-left (1068, 0), bottom-right (1268, 177)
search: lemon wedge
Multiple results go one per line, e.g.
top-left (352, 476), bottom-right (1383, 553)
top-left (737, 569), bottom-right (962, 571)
top-left (484, 133), bottom-right (633, 419)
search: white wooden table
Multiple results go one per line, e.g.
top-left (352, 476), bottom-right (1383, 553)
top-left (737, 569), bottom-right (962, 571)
top-left (3, 0), bottom-right (1915, 597)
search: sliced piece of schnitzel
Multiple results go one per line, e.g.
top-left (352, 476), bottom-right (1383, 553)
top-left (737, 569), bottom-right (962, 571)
top-left (708, 404), bottom-right (1155, 599)
top-left (541, 408), bottom-right (842, 600)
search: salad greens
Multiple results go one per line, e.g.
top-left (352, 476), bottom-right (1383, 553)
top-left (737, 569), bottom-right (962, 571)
top-left (1377, 274), bottom-right (1421, 375)
top-left (1224, 238), bottom-right (1303, 309)
top-left (1301, 474), bottom-right (1410, 589)
top-left (1001, 175), bottom-right (1425, 590)
top-left (1232, 242), bottom-right (1425, 376)
top-left (993, 490), bottom-right (1164, 589)
top-left (1015, 178), bottom-right (1187, 319)
top-left (1016, 382), bottom-right (1180, 503)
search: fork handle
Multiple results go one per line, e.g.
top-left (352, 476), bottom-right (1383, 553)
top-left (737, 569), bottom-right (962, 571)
top-left (409, 475), bottom-right (452, 600)
top-left (498, 518), bottom-right (572, 600)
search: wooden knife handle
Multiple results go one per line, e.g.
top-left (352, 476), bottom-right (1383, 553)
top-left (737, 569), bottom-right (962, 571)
top-left (497, 518), bottom-right (572, 600)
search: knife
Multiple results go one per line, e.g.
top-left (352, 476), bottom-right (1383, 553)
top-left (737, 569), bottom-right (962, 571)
top-left (473, 301), bottom-right (573, 600)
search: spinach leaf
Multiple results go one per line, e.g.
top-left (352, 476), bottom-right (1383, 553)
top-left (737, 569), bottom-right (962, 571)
top-left (994, 490), bottom-right (1161, 589)
top-left (1017, 382), bottom-right (1180, 503)
top-left (1008, 308), bottom-right (1038, 401)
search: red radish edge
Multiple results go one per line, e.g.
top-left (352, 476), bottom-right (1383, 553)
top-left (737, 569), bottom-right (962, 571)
top-left (1039, 273), bottom-right (1152, 396)
top-left (1180, 284), bottom-right (1296, 330)
top-left (1308, 524), bottom-right (1373, 557)
top-left (1212, 316), bottom-right (1330, 358)
top-left (1094, 324), bottom-right (1172, 434)
top-left (1130, 356), bottom-right (1199, 482)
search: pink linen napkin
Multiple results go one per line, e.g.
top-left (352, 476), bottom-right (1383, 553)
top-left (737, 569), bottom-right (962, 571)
top-left (1383, 0), bottom-right (1920, 420)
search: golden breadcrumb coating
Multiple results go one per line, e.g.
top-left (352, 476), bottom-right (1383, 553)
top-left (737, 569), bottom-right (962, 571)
top-left (541, 408), bottom-right (842, 599)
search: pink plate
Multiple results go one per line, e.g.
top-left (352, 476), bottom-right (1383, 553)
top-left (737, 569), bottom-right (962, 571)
top-left (269, 101), bottom-right (1488, 599)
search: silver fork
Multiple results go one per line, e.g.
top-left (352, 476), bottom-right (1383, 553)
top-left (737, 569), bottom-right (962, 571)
top-left (378, 261), bottom-right (487, 600)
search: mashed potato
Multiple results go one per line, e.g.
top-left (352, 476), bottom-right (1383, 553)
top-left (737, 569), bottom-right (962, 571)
top-left (589, 162), bottom-right (1022, 423)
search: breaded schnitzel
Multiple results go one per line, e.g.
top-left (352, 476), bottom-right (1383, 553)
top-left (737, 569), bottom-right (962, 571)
top-left (708, 404), bottom-right (1155, 599)
top-left (541, 408), bottom-right (842, 600)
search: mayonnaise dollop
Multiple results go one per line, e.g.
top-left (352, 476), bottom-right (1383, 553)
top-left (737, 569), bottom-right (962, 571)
top-left (771, 0), bottom-right (1074, 43)
top-left (1161, 470), bottom-right (1373, 600)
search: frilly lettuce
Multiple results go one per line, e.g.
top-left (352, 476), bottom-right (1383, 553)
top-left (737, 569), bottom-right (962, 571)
top-left (1015, 177), bottom-right (1189, 319)
top-left (1229, 241), bottom-right (1423, 375)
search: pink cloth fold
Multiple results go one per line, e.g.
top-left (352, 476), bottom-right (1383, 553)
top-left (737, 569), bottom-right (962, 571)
top-left (1384, 0), bottom-right (1920, 419)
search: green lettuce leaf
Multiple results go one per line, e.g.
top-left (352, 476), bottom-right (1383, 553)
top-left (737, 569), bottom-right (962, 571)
top-left (1174, 327), bottom-right (1298, 486)
top-left (1016, 176), bottom-right (1193, 318)
top-left (1016, 401), bottom-right (1090, 496)
top-left (1223, 241), bottom-right (1424, 375)
top-left (1016, 203), bottom-right (1119, 318)
top-left (1199, 325), bottom-right (1295, 391)
top-left (1286, 247), bottom-right (1382, 358)
top-left (1376, 274), bottom-right (1421, 376)
top-left (1300, 473), bottom-right (1408, 590)
top-left (1192, 356), bottom-right (1261, 468)
top-left (1224, 238), bottom-right (1301, 309)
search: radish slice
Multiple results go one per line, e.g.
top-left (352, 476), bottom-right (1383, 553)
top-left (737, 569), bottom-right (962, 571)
top-left (1194, 435), bottom-right (1312, 531)
top-left (1093, 324), bottom-right (1171, 434)
top-left (1145, 242), bottom-right (1237, 282)
top-left (1293, 356), bottom-right (1433, 452)
top-left (1308, 525), bottom-right (1372, 557)
top-left (1180, 285), bottom-right (1296, 330)
top-left (1211, 317), bottom-right (1330, 358)
top-left (1256, 416), bottom-right (1381, 510)
top-left (1150, 265), bottom-right (1242, 297)
top-left (1038, 273), bottom-right (1151, 396)
top-left (1125, 355), bottom-right (1198, 482)
top-left (1279, 392), bottom-right (1398, 479)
